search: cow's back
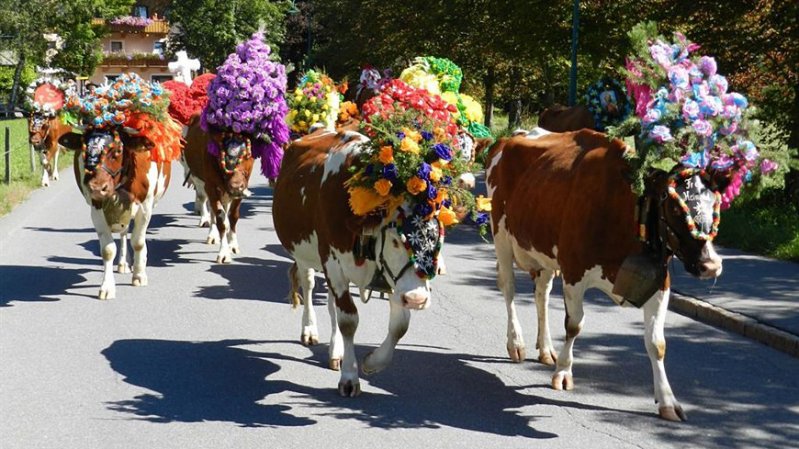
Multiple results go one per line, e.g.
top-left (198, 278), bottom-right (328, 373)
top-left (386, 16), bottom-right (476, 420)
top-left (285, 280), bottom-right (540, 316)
top-left (489, 129), bottom-right (637, 284)
top-left (538, 105), bottom-right (594, 133)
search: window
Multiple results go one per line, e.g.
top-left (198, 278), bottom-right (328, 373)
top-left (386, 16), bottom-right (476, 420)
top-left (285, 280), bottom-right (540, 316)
top-left (133, 5), bottom-right (148, 18)
top-left (151, 75), bottom-right (173, 83)
top-left (110, 41), bottom-right (123, 53)
top-left (153, 40), bottom-right (165, 56)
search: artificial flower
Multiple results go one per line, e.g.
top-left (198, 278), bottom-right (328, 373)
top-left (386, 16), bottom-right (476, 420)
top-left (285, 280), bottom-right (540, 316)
top-left (406, 176), bottom-right (427, 195)
top-left (374, 178), bottom-right (392, 196)
top-left (378, 146), bottom-right (394, 164)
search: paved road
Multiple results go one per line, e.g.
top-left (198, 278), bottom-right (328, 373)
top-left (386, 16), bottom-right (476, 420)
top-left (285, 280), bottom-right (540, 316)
top-left (2, 162), bottom-right (798, 449)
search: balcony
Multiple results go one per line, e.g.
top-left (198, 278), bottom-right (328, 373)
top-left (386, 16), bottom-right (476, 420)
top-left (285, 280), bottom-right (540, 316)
top-left (101, 52), bottom-right (168, 68)
top-left (92, 18), bottom-right (169, 35)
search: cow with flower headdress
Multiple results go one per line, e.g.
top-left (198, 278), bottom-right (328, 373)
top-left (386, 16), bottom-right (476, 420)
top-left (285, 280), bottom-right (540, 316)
top-left (487, 25), bottom-right (784, 421)
top-left (58, 73), bottom-right (182, 299)
top-left (274, 79), bottom-right (487, 396)
top-left (181, 33), bottom-right (289, 263)
top-left (25, 78), bottom-right (76, 186)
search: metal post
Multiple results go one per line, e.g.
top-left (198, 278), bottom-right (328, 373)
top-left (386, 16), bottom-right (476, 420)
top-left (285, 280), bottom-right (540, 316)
top-left (4, 127), bottom-right (10, 185)
top-left (568, 0), bottom-right (580, 106)
top-left (30, 143), bottom-right (35, 172)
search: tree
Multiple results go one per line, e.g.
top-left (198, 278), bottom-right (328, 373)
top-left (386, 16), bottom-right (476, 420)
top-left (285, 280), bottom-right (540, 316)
top-left (166, 0), bottom-right (288, 71)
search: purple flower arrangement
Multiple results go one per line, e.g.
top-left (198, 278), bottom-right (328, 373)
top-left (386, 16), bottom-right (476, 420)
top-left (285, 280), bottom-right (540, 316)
top-left (110, 16), bottom-right (154, 28)
top-left (201, 32), bottom-right (290, 178)
top-left (624, 27), bottom-right (778, 208)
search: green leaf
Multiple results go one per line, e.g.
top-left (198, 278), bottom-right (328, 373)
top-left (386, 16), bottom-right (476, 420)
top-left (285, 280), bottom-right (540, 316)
top-left (649, 157), bottom-right (678, 173)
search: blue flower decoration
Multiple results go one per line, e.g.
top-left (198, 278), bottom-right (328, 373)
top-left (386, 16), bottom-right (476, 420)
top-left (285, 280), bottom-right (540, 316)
top-left (433, 143), bottom-right (452, 161)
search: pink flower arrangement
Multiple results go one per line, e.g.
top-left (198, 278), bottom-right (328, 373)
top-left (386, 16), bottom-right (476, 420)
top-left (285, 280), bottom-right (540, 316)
top-left (201, 32), bottom-right (289, 178)
top-left (110, 16), bottom-right (153, 28)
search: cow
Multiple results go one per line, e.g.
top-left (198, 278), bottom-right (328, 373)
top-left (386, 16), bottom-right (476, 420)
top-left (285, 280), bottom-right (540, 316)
top-left (58, 127), bottom-right (172, 299)
top-left (537, 104), bottom-right (595, 133)
top-left (486, 128), bottom-right (724, 421)
top-left (182, 115), bottom-right (254, 263)
top-left (274, 129), bottom-right (441, 397)
top-left (28, 113), bottom-right (71, 186)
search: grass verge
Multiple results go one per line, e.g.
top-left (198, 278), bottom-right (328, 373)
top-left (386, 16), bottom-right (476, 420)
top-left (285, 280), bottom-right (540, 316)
top-left (716, 193), bottom-right (799, 262)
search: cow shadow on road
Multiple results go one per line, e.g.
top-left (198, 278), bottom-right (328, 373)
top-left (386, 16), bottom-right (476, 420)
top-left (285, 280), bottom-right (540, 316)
top-left (46, 237), bottom-right (195, 269)
top-left (0, 265), bottom-right (91, 307)
top-left (100, 338), bottom-right (562, 438)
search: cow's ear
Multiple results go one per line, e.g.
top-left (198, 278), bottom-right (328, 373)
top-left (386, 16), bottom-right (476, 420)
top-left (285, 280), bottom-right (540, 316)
top-left (707, 168), bottom-right (733, 193)
top-left (474, 137), bottom-right (494, 161)
top-left (120, 133), bottom-right (155, 152)
top-left (58, 132), bottom-right (84, 150)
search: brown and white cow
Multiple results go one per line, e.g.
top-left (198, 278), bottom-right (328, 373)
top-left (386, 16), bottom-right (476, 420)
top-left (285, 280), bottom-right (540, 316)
top-left (486, 129), bottom-right (724, 421)
top-left (59, 128), bottom-right (172, 299)
top-left (28, 113), bottom-right (71, 186)
top-left (537, 104), bottom-right (595, 133)
top-left (182, 115), bottom-right (254, 263)
top-left (274, 129), bottom-right (440, 397)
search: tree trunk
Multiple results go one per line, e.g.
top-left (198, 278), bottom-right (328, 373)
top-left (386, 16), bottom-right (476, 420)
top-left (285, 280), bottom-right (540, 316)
top-left (483, 66), bottom-right (494, 129)
top-left (507, 66), bottom-right (522, 131)
top-left (6, 47), bottom-right (25, 116)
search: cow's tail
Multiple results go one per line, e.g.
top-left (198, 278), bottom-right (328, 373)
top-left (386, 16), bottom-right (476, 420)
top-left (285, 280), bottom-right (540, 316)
top-left (288, 262), bottom-right (303, 308)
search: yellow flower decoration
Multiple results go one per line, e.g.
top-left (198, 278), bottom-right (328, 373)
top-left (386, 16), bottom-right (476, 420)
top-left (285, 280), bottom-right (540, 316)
top-left (406, 176), bottom-right (427, 195)
top-left (429, 165), bottom-right (442, 182)
top-left (378, 145), bottom-right (394, 164)
top-left (349, 187), bottom-right (388, 216)
top-left (374, 178), bottom-right (392, 197)
top-left (402, 127), bottom-right (422, 143)
top-left (461, 93), bottom-right (484, 123)
top-left (400, 137), bottom-right (420, 154)
top-left (476, 195), bottom-right (492, 212)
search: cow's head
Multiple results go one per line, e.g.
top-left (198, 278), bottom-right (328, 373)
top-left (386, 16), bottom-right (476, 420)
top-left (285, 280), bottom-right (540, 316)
top-left (28, 113), bottom-right (51, 150)
top-left (209, 131), bottom-right (254, 197)
top-left (369, 207), bottom-right (443, 310)
top-left (654, 169), bottom-right (725, 279)
top-left (59, 127), bottom-right (154, 202)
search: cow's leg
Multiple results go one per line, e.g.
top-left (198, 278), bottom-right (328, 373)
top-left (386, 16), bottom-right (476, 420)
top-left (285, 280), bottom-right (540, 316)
top-left (51, 148), bottom-right (59, 181)
top-left (296, 264), bottom-right (319, 346)
top-left (552, 282), bottom-right (586, 391)
top-left (534, 269), bottom-right (557, 365)
top-left (40, 153), bottom-right (50, 187)
top-left (362, 293), bottom-right (410, 375)
top-left (213, 199), bottom-right (233, 263)
top-left (194, 177), bottom-right (211, 227)
top-left (494, 232), bottom-right (524, 361)
top-left (227, 198), bottom-right (241, 254)
top-left (117, 228), bottom-right (130, 274)
top-left (206, 207), bottom-right (220, 244)
top-left (327, 284), bottom-right (344, 371)
top-left (643, 288), bottom-right (686, 422)
top-left (131, 204), bottom-right (152, 287)
top-left (325, 265), bottom-right (359, 397)
top-left (90, 209), bottom-right (116, 300)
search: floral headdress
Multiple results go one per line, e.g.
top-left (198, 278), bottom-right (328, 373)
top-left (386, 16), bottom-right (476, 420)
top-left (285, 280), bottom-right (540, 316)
top-left (201, 32), bottom-right (289, 178)
top-left (63, 72), bottom-right (181, 163)
top-left (26, 77), bottom-right (77, 118)
top-left (162, 73), bottom-right (215, 126)
top-left (584, 77), bottom-right (632, 131)
top-left (286, 69), bottom-right (340, 135)
top-left (614, 23), bottom-right (778, 209)
top-left (400, 56), bottom-right (492, 140)
top-left (348, 79), bottom-right (487, 235)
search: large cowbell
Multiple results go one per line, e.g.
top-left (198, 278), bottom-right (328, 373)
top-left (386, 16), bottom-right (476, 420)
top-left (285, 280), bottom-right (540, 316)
top-left (613, 249), bottom-right (665, 308)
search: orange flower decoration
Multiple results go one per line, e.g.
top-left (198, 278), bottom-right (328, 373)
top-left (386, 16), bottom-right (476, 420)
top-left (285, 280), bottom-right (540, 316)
top-left (374, 178), bottom-right (392, 196)
top-left (378, 145), bottom-right (394, 164)
top-left (438, 206), bottom-right (459, 226)
top-left (406, 176), bottom-right (427, 195)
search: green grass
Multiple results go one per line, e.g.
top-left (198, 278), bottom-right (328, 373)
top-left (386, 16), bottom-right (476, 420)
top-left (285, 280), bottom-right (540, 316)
top-left (0, 118), bottom-right (73, 216)
top-left (716, 195), bottom-right (799, 262)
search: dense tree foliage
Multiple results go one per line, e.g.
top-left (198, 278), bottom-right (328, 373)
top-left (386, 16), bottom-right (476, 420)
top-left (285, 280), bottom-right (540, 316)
top-left (166, 0), bottom-right (288, 71)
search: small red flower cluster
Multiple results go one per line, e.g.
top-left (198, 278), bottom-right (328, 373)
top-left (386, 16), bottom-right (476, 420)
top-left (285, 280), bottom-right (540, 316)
top-left (362, 79), bottom-right (459, 138)
top-left (162, 74), bottom-right (216, 126)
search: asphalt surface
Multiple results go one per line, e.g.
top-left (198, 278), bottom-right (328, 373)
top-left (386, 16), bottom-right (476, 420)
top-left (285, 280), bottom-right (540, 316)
top-left (2, 162), bottom-right (798, 449)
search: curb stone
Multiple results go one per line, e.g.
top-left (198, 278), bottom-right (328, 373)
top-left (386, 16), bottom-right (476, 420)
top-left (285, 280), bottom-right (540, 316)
top-left (670, 291), bottom-right (799, 358)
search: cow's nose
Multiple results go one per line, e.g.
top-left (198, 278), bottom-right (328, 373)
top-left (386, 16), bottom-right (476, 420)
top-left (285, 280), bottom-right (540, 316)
top-left (401, 291), bottom-right (429, 310)
top-left (699, 259), bottom-right (722, 279)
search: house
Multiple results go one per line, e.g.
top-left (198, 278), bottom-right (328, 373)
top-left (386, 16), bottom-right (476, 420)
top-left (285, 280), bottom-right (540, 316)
top-left (89, 1), bottom-right (174, 85)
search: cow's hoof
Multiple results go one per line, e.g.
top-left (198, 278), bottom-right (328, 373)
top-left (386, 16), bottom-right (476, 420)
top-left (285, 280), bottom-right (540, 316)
top-left (98, 289), bottom-right (115, 300)
top-left (199, 219), bottom-right (210, 228)
top-left (361, 352), bottom-right (387, 375)
top-left (53, 174), bottom-right (59, 181)
top-left (300, 332), bottom-right (319, 346)
top-left (552, 371), bottom-right (574, 391)
top-left (337, 380), bottom-right (361, 397)
top-left (230, 245), bottom-right (240, 254)
top-left (507, 344), bottom-right (526, 363)
top-left (329, 358), bottom-right (341, 371)
top-left (132, 274), bottom-right (148, 287)
top-left (117, 263), bottom-right (130, 274)
top-left (216, 254), bottom-right (232, 264)
top-left (659, 404), bottom-right (687, 422)
top-left (206, 236), bottom-right (218, 245)
top-left (538, 350), bottom-right (557, 366)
